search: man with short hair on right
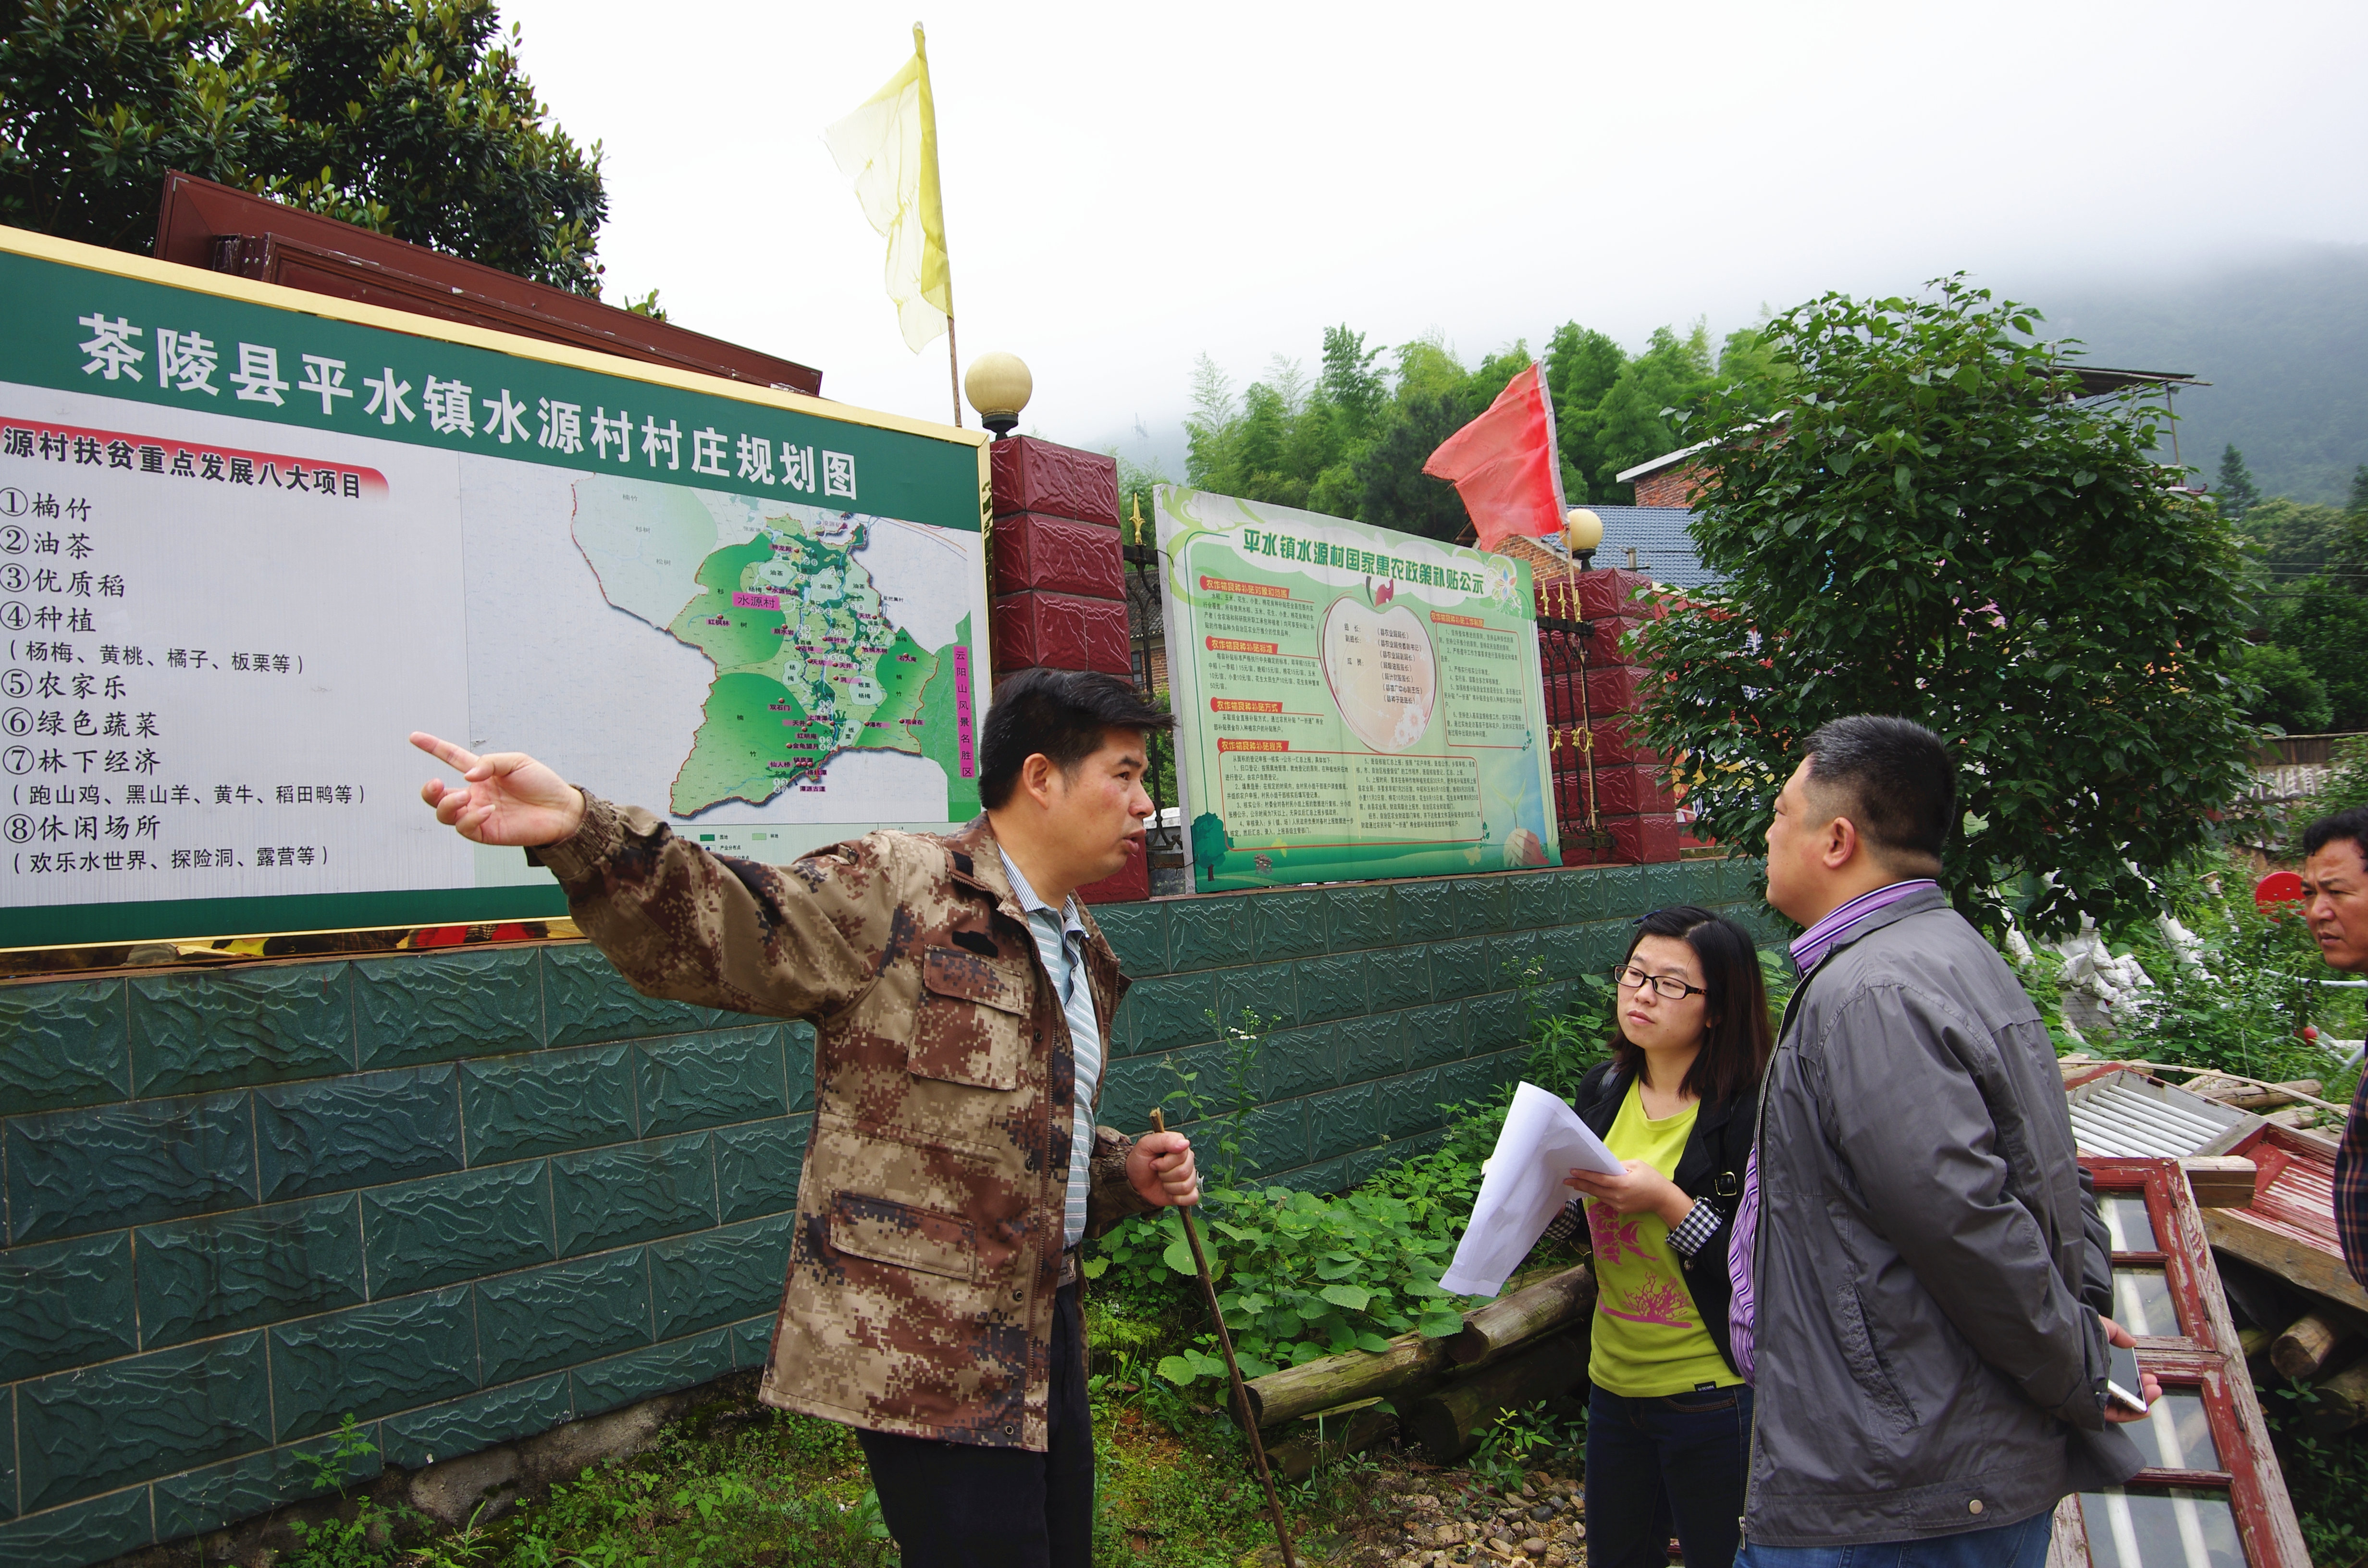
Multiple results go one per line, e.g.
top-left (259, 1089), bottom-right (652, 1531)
top-left (2297, 808), bottom-right (2368, 1286)
top-left (1732, 714), bottom-right (2154, 1567)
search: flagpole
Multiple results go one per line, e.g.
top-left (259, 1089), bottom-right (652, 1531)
top-left (948, 314), bottom-right (962, 428)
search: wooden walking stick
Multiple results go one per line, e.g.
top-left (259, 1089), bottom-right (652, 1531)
top-left (1151, 1109), bottom-right (1298, 1568)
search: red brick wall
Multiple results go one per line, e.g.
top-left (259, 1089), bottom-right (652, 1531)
top-left (1536, 566), bottom-right (1682, 865)
top-left (1631, 459), bottom-right (1709, 508)
top-left (984, 436), bottom-right (1142, 900)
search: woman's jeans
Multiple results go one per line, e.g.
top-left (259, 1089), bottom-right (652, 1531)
top-left (1583, 1380), bottom-right (1752, 1568)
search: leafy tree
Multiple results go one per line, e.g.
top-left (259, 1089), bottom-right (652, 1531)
top-left (2215, 444), bottom-right (2262, 523)
top-left (0, 0), bottom-right (608, 292)
top-left (1320, 324), bottom-right (1385, 441)
top-left (1634, 276), bottom-right (2257, 935)
top-left (2352, 463), bottom-right (2368, 515)
top-left (2268, 572), bottom-right (2368, 731)
top-left (2238, 642), bottom-right (2333, 734)
top-left (2238, 497), bottom-right (2347, 584)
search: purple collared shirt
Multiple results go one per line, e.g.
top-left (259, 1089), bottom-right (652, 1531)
top-left (1727, 879), bottom-right (1940, 1382)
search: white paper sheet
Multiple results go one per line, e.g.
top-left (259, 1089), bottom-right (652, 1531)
top-left (1437, 1081), bottom-right (1626, 1298)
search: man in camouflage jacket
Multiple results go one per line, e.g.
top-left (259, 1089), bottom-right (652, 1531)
top-left (412, 670), bottom-right (1197, 1567)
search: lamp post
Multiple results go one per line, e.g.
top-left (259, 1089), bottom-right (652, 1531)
top-left (1565, 506), bottom-right (1603, 573)
top-left (962, 352), bottom-right (1033, 438)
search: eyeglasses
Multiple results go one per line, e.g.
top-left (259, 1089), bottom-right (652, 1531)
top-left (1612, 963), bottom-right (1707, 1001)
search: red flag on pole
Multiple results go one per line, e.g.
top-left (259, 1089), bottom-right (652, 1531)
top-left (1421, 362), bottom-right (1568, 552)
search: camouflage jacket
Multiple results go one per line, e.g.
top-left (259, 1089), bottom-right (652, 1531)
top-left (532, 795), bottom-right (1153, 1450)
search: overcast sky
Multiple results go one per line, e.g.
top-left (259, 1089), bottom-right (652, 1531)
top-left (497, 0), bottom-right (2368, 470)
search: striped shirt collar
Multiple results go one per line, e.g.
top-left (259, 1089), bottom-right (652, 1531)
top-left (1789, 879), bottom-right (1939, 973)
top-left (997, 848), bottom-right (1085, 941)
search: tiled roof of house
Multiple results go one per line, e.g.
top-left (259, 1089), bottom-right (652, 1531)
top-left (1494, 508), bottom-right (1722, 591)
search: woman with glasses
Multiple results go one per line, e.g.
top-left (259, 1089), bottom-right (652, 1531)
top-left (1553, 904), bottom-right (1771, 1568)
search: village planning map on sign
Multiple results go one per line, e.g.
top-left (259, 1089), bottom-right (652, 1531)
top-left (569, 475), bottom-right (969, 816)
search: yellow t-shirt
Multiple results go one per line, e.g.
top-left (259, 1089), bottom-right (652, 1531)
top-left (1584, 1080), bottom-right (1741, 1397)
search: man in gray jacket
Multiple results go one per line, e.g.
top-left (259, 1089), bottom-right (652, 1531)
top-left (1733, 716), bottom-right (2154, 1565)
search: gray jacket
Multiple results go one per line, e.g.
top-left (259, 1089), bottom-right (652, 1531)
top-left (1744, 886), bottom-right (2141, 1546)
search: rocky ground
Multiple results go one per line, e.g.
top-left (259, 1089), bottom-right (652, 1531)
top-left (1371, 1469), bottom-right (1585, 1568)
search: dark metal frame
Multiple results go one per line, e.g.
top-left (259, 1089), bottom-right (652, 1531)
top-left (1534, 574), bottom-right (1610, 860)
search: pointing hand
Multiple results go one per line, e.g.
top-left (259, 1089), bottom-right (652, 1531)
top-left (410, 732), bottom-right (587, 847)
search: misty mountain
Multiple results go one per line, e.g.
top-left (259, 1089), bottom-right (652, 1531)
top-left (2029, 245), bottom-right (2368, 505)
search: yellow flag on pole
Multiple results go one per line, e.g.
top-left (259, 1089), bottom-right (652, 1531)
top-left (824, 24), bottom-right (952, 353)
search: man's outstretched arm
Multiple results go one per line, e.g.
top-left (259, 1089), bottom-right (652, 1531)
top-left (411, 732), bottom-right (875, 1020)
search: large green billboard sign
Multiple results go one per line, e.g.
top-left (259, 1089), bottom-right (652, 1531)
top-left (0, 226), bottom-right (991, 950)
top-left (1156, 485), bottom-right (1557, 891)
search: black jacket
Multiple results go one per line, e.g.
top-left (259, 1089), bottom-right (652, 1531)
top-left (1568, 1057), bottom-right (1756, 1378)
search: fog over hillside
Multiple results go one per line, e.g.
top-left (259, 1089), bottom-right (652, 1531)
top-left (2032, 245), bottom-right (2368, 504)
top-left (1085, 247), bottom-right (2368, 511)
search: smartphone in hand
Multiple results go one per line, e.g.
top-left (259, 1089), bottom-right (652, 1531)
top-left (2106, 1341), bottom-right (2150, 1415)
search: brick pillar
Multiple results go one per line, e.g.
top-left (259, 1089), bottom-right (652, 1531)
top-left (985, 436), bottom-right (1145, 901)
top-left (1539, 567), bottom-right (1681, 865)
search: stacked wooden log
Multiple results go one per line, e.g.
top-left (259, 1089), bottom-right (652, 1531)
top-left (1249, 1263), bottom-right (1598, 1477)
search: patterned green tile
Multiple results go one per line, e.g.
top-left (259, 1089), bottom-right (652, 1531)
top-left (649, 1213), bottom-right (795, 1342)
top-left (1451, 877), bottom-right (1513, 936)
top-left (1393, 880), bottom-right (1453, 942)
top-left (254, 1065), bottom-right (461, 1202)
top-left (477, 1249), bottom-right (650, 1387)
top-left (714, 1116), bottom-right (809, 1225)
top-left (130, 962), bottom-right (351, 1100)
top-left (1305, 1084), bottom-right (1378, 1164)
top-left (1333, 1012), bottom-right (1405, 1084)
top-left (1463, 990), bottom-right (1526, 1059)
top-left (1426, 936), bottom-right (1491, 1002)
top-left (1266, 1157), bottom-right (1347, 1195)
top-left (550, 1133), bottom-right (717, 1258)
top-left (1097, 1048), bottom-right (1211, 1136)
top-left (353, 947), bottom-right (543, 1069)
top-left (1, 1385), bottom-right (12, 1520)
top-left (1566, 866), bottom-right (1613, 922)
top-left (1439, 1051), bottom-right (1519, 1107)
top-left (1578, 920), bottom-right (1633, 976)
top-left (1214, 962), bottom-right (1296, 1032)
top-left (1363, 945), bottom-right (1429, 1013)
top-left (784, 1022), bottom-right (816, 1115)
top-left (1642, 861), bottom-right (1689, 913)
top-left (1256, 1025), bottom-right (1335, 1103)
top-left (637, 1026), bottom-right (786, 1140)
top-left (1402, 1002), bottom-right (1465, 1071)
top-left (1290, 954), bottom-right (1365, 1025)
top-left (1325, 884), bottom-right (1395, 951)
top-left (1341, 1141), bottom-right (1403, 1190)
top-left (543, 943), bottom-right (723, 1048)
top-left (1506, 871), bottom-right (1570, 932)
top-left (0, 979), bottom-right (128, 1118)
top-left (1594, 863), bottom-right (1646, 920)
top-left (268, 1286), bottom-right (478, 1441)
top-left (378, 1373), bottom-right (571, 1470)
top-left (459, 1043), bottom-right (635, 1166)
top-left (4, 1091), bottom-right (256, 1246)
top-left (730, 1313), bottom-right (775, 1370)
top-left (1250, 890), bottom-right (1327, 962)
top-left (1166, 897), bottom-right (1252, 972)
top-left (17, 1331), bottom-right (271, 1512)
top-left (1240, 1100), bottom-right (1309, 1177)
top-left (0, 1485), bottom-right (156, 1566)
top-left (1374, 1068), bottom-right (1443, 1139)
top-left (1089, 902), bottom-right (1168, 977)
top-left (362, 1161), bottom-right (553, 1300)
top-left (572, 1326), bottom-right (734, 1418)
top-left (153, 1449), bottom-right (279, 1545)
top-left (0, 1230), bottom-right (137, 1382)
top-left (154, 1426), bottom-right (385, 1541)
top-left (1119, 970), bottom-right (1215, 1056)
top-left (136, 1195), bottom-right (365, 1350)
top-left (1489, 928), bottom-right (1550, 986)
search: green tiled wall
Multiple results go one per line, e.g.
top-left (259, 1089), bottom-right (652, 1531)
top-left (0, 855), bottom-right (1766, 1566)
